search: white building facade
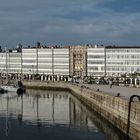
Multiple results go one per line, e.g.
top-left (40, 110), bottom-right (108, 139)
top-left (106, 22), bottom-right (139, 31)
top-left (53, 48), bottom-right (69, 76)
top-left (21, 47), bottom-right (70, 80)
top-left (0, 45), bottom-right (140, 82)
top-left (22, 48), bottom-right (37, 74)
top-left (38, 47), bottom-right (70, 81)
top-left (0, 52), bottom-right (7, 76)
top-left (0, 50), bottom-right (22, 80)
top-left (8, 52), bottom-right (22, 74)
top-left (87, 45), bottom-right (105, 77)
top-left (38, 48), bottom-right (52, 75)
top-left (105, 46), bottom-right (140, 76)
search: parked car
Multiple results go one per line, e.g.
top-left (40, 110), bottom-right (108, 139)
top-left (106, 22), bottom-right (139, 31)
top-left (0, 87), bottom-right (8, 94)
top-left (75, 81), bottom-right (79, 84)
top-left (95, 80), bottom-right (100, 84)
top-left (95, 79), bottom-right (109, 85)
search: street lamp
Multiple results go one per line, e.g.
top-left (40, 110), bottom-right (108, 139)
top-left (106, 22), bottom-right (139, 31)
top-left (52, 47), bottom-right (54, 83)
top-left (29, 69), bottom-right (31, 81)
top-left (0, 69), bottom-right (3, 84)
top-left (126, 95), bottom-right (140, 139)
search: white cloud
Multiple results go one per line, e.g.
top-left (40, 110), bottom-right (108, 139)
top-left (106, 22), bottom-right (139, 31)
top-left (0, 0), bottom-right (140, 47)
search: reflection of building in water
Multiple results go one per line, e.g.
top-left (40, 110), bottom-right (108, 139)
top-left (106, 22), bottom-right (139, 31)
top-left (26, 90), bottom-right (69, 100)
top-left (69, 95), bottom-right (127, 140)
top-left (36, 94), bottom-right (42, 127)
top-left (24, 90), bottom-right (70, 124)
top-left (18, 95), bottom-right (23, 125)
top-left (0, 91), bottom-right (70, 126)
top-left (69, 97), bottom-right (88, 128)
top-left (0, 90), bottom-right (127, 140)
top-left (5, 96), bottom-right (9, 136)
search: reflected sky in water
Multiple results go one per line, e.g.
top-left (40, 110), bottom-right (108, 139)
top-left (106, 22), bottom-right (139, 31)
top-left (0, 89), bottom-right (126, 140)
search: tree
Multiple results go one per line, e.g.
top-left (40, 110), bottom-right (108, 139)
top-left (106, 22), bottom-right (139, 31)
top-left (0, 46), bottom-right (2, 52)
top-left (37, 42), bottom-right (41, 47)
top-left (17, 43), bottom-right (22, 52)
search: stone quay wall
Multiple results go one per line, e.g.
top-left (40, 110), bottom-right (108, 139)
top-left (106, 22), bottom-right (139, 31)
top-left (23, 81), bottom-right (140, 140)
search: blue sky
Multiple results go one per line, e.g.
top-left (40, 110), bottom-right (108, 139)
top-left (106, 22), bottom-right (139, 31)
top-left (0, 0), bottom-right (140, 48)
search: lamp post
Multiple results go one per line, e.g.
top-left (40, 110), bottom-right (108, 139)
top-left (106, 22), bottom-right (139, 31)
top-left (36, 94), bottom-right (42, 127)
top-left (90, 73), bottom-right (91, 84)
top-left (52, 47), bottom-right (54, 83)
top-left (126, 95), bottom-right (140, 139)
top-left (0, 69), bottom-right (3, 84)
top-left (18, 95), bottom-right (23, 125)
top-left (29, 69), bottom-right (31, 81)
top-left (124, 72), bottom-right (127, 87)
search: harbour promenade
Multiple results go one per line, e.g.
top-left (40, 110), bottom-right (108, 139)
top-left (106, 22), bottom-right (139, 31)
top-left (26, 80), bottom-right (140, 100)
top-left (79, 84), bottom-right (140, 100)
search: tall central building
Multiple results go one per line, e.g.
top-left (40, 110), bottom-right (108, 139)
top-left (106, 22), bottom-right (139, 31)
top-left (70, 45), bottom-right (87, 78)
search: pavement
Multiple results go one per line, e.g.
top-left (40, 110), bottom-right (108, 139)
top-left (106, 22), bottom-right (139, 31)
top-left (80, 83), bottom-right (140, 100)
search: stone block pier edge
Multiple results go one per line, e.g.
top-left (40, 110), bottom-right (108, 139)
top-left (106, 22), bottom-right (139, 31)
top-left (23, 81), bottom-right (140, 140)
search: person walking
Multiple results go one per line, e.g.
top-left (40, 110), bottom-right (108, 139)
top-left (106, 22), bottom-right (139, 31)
top-left (109, 80), bottom-right (113, 88)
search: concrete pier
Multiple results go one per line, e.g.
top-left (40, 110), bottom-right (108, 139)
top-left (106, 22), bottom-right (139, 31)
top-left (23, 81), bottom-right (140, 140)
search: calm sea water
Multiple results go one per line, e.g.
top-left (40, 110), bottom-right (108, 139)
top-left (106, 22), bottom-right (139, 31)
top-left (0, 89), bottom-right (127, 140)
